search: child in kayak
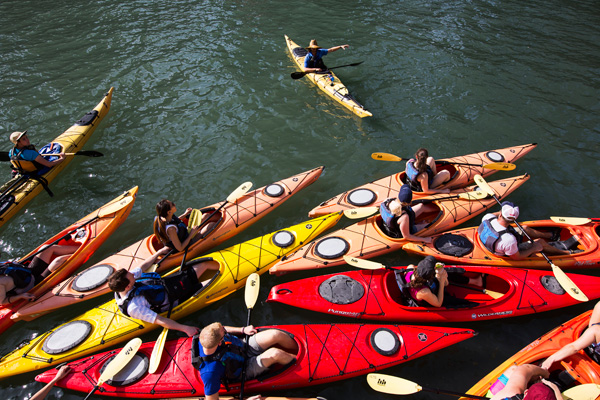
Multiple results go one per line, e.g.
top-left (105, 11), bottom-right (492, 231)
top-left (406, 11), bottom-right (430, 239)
top-left (379, 184), bottom-right (435, 243)
top-left (303, 39), bottom-right (349, 73)
top-left (404, 148), bottom-right (451, 195)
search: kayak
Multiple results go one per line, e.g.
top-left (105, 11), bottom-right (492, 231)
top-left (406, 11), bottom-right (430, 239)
top-left (35, 322), bottom-right (475, 398)
top-left (267, 265), bottom-right (600, 323)
top-left (285, 35), bottom-right (372, 118)
top-left (308, 143), bottom-right (537, 217)
top-left (12, 167), bottom-right (324, 321)
top-left (0, 212), bottom-right (342, 379)
top-left (0, 187), bottom-right (137, 335)
top-left (461, 309), bottom-right (600, 399)
top-left (402, 218), bottom-right (600, 269)
top-left (270, 174), bottom-right (530, 276)
top-left (0, 88), bottom-right (114, 229)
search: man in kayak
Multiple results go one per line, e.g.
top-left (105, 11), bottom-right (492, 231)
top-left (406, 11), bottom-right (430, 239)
top-left (490, 364), bottom-right (561, 400)
top-left (404, 148), bottom-right (451, 195)
top-left (379, 184), bottom-right (435, 243)
top-left (303, 39), bottom-right (349, 73)
top-left (8, 131), bottom-right (65, 176)
top-left (477, 202), bottom-right (570, 260)
top-left (108, 247), bottom-right (219, 337)
top-left (196, 322), bottom-right (298, 400)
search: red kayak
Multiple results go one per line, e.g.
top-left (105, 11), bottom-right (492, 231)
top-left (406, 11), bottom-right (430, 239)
top-left (35, 323), bottom-right (475, 398)
top-left (267, 266), bottom-right (600, 323)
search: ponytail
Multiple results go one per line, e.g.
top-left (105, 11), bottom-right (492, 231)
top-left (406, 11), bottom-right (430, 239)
top-left (414, 148), bottom-right (429, 174)
top-left (153, 199), bottom-right (172, 244)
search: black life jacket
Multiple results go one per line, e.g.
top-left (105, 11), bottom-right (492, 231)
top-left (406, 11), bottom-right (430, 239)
top-left (164, 215), bottom-right (189, 250)
top-left (0, 262), bottom-right (34, 295)
top-left (116, 272), bottom-right (170, 317)
top-left (195, 333), bottom-right (246, 386)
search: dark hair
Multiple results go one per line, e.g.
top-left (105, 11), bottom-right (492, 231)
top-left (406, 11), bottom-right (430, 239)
top-left (414, 148), bottom-right (429, 174)
top-left (409, 256), bottom-right (436, 288)
top-left (108, 268), bottom-right (131, 292)
top-left (153, 199), bottom-right (173, 244)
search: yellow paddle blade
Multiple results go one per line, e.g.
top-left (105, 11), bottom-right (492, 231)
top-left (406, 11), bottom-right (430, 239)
top-left (484, 162), bottom-right (516, 171)
top-left (343, 207), bottom-right (379, 219)
top-left (562, 383), bottom-right (600, 400)
top-left (226, 181), bottom-right (253, 203)
top-left (245, 273), bottom-right (260, 309)
top-left (367, 373), bottom-right (421, 395)
top-left (343, 256), bottom-right (385, 270)
top-left (473, 174), bottom-right (496, 197)
top-left (97, 337), bottom-right (142, 385)
top-left (371, 152), bottom-right (404, 162)
top-left (458, 190), bottom-right (488, 200)
top-left (551, 263), bottom-right (588, 302)
top-left (98, 195), bottom-right (134, 218)
top-left (483, 288), bottom-right (504, 300)
top-left (187, 209), bottom-right (203, 232)
top-left (148, 328), bottom-right (169, 374)
top-left (550, 216), bottom-right (591, 225)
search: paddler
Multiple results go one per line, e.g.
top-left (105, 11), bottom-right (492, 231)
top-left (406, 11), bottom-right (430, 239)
top-left (489, 364), bottom-right (562, 400)
top-left (107, 247), bottom-right (219, 337)
top-left (477, 202), bottom-right (571, 260)
top-left (195, 322), bottom-right (298, 400)
top-left (404, 148), bottom-right (451, 194)
top-left (303, 39), bottom-right (349, 73)
top-left (379, 184), bottom-right (435, 242)
top-left (8, 131), bottom-right (65, 177)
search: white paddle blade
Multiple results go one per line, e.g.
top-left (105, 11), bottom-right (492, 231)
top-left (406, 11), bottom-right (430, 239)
top-left (343, 207), bottom-right (379, 219)
top-left (485, 162), bottom-right (516, 171)
top-left (148, 329), bottom-right (169, 374)
top-left (187, 209), bottom-right (203, 231)
top-left (550, 216), bottom-right (591, 225)
top-left (343, 256), bottom-right (385, 270)
top-left (371, 152), bottom-right (403, 162)
top-left (226, 181), bottom-right (253, 203)
top-left (458, 190), bottom-right (488, 200)
top-left (367, 373), bottom-right (421, 395)
top-left (98, 195), bottom-right (134, 218)
top-left (98, 337), bottom-right (143, 385)
top-left (551, 264), bottom-right (589, 302)
top-left (473, 174), bottom-right (495, 197)
top-left (562, 383), bottom-right (600, 400)
top-left (245, 273), bottom-right (260, 309)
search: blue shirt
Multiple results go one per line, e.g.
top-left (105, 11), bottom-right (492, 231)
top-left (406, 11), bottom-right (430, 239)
top-left (198, 333), bottom-right (245, 396)
top-left (304, 49), bottom-right (329, 68)
top-left (9, 148), bottom-right (39, 161)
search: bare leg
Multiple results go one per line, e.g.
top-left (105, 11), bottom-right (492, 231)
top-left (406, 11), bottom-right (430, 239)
top-left (192, 260), bottom-right (220, 280)
top-left (36, 245), bottom-right (79, 264)
top-left (254, 329), bottom-right (298, 354)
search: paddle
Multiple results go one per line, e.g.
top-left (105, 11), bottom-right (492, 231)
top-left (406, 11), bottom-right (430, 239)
top-left (474, 174), bottom-right (588, 302)
top-left (342, 207), bottom-right (379, 219)
top-left (344, 256), bottom-right (503, 299)
top-left (239, 273), bottom-right (261, 400)
top-left (370, 152), bottom-right (516, 171)
top-left (413, 190), bottom-right (488, 204)
top-left (367, 373), bottom-right (488, 399)
top-left (83, 337), bottom-right (142, 400)
top-left (562, 383), bottom-right (600, 400)
top-left (147, 249), bottom-right (175, 273)
top-left (290, 61), bottom-right (364, 79)
top-left (0, 150), bottom-right (103, 162)
top-left (550, 216), bottom-right (597, 225)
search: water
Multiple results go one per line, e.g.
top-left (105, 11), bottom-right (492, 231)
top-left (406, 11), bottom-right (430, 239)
top-left (1, 0), bottom-right (599, 398)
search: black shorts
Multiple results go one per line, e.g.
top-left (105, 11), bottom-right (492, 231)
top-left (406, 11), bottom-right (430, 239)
top-left (27, 257), bottom-right (49, 284)
top-left (163, 267), bottom-right (202, 304)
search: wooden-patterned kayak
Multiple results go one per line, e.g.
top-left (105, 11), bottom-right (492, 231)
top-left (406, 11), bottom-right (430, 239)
top-left (402, 218), bottom-right (600, 269)
top-left (267, 265), bottom-right (600, 322)
top-left (308, 143), bottom-right (537, 217)
top-left (0, 186), bottom-right (137, 335)
top-left (461, 309), bottom-right (600, 399)
top-left (285, 35), bottom-right (372, 118)
top-left (0, 88), bottom-right (114, 229)
top-left (35, 322), bottom-right (475, 398)
top-left (270, 174), bottom-right (530, 276)
top-left (12, 167), bottom-right (324, 321)
top-left (0, 212), bottom-right (342, 379)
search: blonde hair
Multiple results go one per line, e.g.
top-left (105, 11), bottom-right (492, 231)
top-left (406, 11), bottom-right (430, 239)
top-left (200, 322), bottom-right (224, 348)
top-left (388, 200), bottom-right (403, 216)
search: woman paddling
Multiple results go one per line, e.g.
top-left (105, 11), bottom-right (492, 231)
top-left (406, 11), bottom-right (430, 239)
top-left (405, 148), bottom-right (451, 195)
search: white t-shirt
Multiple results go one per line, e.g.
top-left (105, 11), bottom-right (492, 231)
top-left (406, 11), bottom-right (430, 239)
top-left (115, 267), bottom-right (167, 324)
top-left (482, 214), bottom-right (519, 256)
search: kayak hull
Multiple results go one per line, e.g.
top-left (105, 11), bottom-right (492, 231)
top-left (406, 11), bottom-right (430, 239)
top-left (402, 218), bottom-right (600, 269)
top-left (13, 167), bottom-right (324, 320)
top-left (308, 143), bottom-right (537, 217)
top-left (270, 174), bottom-right (530, 275)
top-left (35, 323), bottom-right (475, 398)
top-left (267, 265), bottom-right (600, 322)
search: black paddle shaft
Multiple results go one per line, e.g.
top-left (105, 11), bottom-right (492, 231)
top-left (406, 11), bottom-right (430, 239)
top-left (290, 61), bottom-right (364, 79)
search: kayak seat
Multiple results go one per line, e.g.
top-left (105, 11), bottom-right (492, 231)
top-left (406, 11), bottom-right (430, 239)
top-left (377, 217), bottom-right (402, 239)
top-left (292, 47), bottom-right (308, 58)
top-left (434, 233), bottom-right (473, 257)
top-left (393, 270), bottom-right (419, 307)
top-left (548, 368), bottom-right (577, 393)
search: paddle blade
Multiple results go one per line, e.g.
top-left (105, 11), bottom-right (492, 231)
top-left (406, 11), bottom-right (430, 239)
top-left (474, 174), bottom-right (496, 197)
top-left (97, 337), bottom-right (142, 385)
top-left (343, 207), bottom-right (379, 219)
top-left (98, 195), bottom-right (134, 218)
top-left (226, 181), bottom-right (253, 203)
top-left (551, 264), bottom-right (588, 302)
top-left (483, 289), bottom-right (504, 300)
top-left (367, 373), bottom-right (421, 395)
top-left (148, 329), bottom-right (168, 374)
top-left (484, 162), bottom-right (516, 171)
top-left (550, 216), bottom-right (591, 225)
top-left (457, 190), bottom-right (488, 200)
top-left (371, 152), bottom-right (404, 162)
top-left (562, 383), bottom-right (600, 400)
top-left (73, 150), bottom-right (104, 157)
top-left (187, 209), bottom-right (203, 231)
top-left (291, 71), bottom-right (307, 79)
top-left (343, 256), bottom-right (385, 270)
top-left (245, 273), bottom-right (260, 309)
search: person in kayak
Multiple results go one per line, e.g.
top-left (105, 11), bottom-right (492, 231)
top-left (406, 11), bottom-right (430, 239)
top-left (196, 322), bottom-right (298, 400)
top-left (404, 148), bottom-right (451, 195)
top-left (153, 199), bottom-right (217, 252)
top-left (379, 184), bottom-right (435, 243)
top-left (303, 39), bottom-right (349, 73)
top-left (478, 202), bottom-right (570, 260)
top-left (8, 131), bottom-right (65, 176)
top-left (0, 244), bottom-right (79, 306)
top-left (108, 247), bottom-right (219, 337)
top-left (489, 364), bottom-right (561, 400)
top-left (541, 300), bottom-right (600, 370)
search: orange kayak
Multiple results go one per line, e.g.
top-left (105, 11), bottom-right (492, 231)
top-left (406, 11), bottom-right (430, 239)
top-left (13, 167), bottom-right (323, 321)
top-left (270, 174), bottom-right (529, 275)
top-left (462, 309), bottom-right (600, 399)
top-left (402, 218), bottom-right (600, 269)
top-left (308, 143), bottom-right (537, 217)
top-left (0, 186), bottom-right (137, 335)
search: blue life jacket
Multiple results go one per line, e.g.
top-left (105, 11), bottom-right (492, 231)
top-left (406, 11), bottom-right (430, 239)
top-left (405, 159), bottom-right (433, 191)
top-left (380, 199), bottom-right (416, 238)
top-left (477, 217), bottom-right (520, 253)
top-left (116, 272), bottom-right (170, 317)
top-left (0, 262), bottom-right (34, 295)
top-left (198, 333), bottom-right (246, 382)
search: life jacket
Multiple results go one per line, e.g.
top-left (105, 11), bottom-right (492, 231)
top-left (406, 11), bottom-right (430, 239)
top-left (163, 215), bottom-right (189, 249)
top-left (477, 217), bottom-right (521, 254)
top-left (405, 159), bottom-right (433, 192)
top-left (380, 199), bottom-right (416, 238)
top-left (0, 262), bottom-right (34, 295)
top-left (405, 270), bottom-right (439, 307)
top-left (9, 145), bottom-right (45, 174)
top-left (116, 272), bottom-right (170, 317)
top-left (196, 333), bottom-right (247, 385)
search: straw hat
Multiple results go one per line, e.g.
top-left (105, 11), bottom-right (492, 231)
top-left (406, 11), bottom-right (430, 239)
top-left (9, 130), bottom-right (27, 144)
top-left (306, 39), bottom-right (321, 50)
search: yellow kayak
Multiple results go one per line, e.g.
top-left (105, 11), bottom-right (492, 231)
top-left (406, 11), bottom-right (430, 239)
top-left (0, 88), bottom-right (114, 229)
top-left (0, 212), bottom-right (342, 379)
top-left (285, 35), bottom-right (372, 118)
